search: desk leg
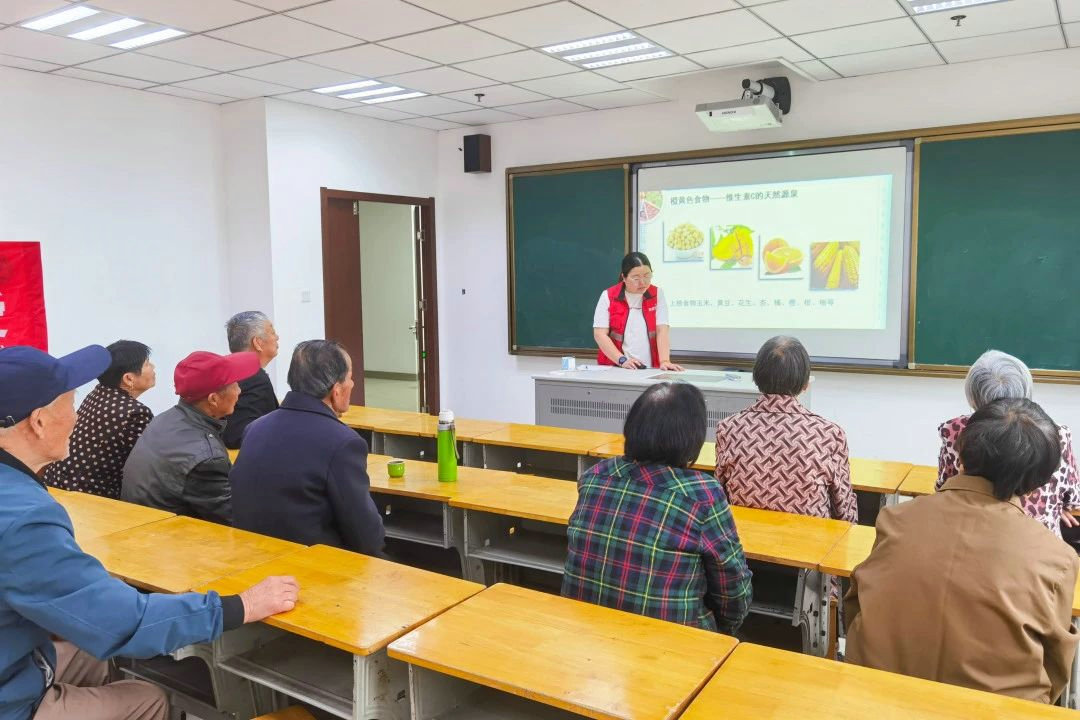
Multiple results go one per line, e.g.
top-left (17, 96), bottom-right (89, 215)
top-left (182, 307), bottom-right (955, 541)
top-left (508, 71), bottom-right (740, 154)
top-left (462, 441), bottom-right (483, 468)
top-left (1068, 618), bottom-right (1080, 709)
top-left (880, 493), bottom-right (900, 509)
top-left (172, 643), bottom-right (258, 719)
top-left (794, 570), bottom-right (828, 657)
top-left (354, 650), bottom-right (409, 720)
top-left (371, 432), bottom-right (386, 455)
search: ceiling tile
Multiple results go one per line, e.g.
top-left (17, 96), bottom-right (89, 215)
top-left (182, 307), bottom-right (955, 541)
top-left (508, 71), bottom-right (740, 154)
top-left (914, 0), bottom-right (1059, 42)
top-left (75, 52), bottom-right (211, 82)
top-left (936, 25), bottom-right (1065, 63)
top-left (274, 90), bottom-right (358, 109)
top-left (234, 59), bottom-right (360, 89)
top-left (399, 116), bottom-right (466, 130)
top-left (499, 97), bottom-right (590, 117)
top-left (0, 52), bottom-right (61, 71)
top-left (573, 88), bottom-right (666, 109)
top-left (208, 15), bottom-right (358, 57)
top-left (470, 2), bottom-right (622, 48)
top-left (139, 36), bottom-right (284, 72)
top-left (576, 0), bottom-right (738, 28)
top-left (687, 38), bottom-right (812, 68)
top-left (376, 94), bottom-right (476, 114)
top-left (593, 55), bottom-right (701, 81)
top-left (0, 0), bottom-right (68, 25)
top-left (514, 71), bottom-right (625, 96)
top-left (305, 43), bottom-right (436, 76)
top-left (795, 17), bottom-right (924, 58)
top-left (454, 49), bottom-right (575, 82)
top-left (342, 105), bottom-right (418, 120)
top-left (287, 0), bottom-right (452, 42)
top-left (442, 83), bottom-right (547, 105)
top-left (380, 65), bottom-right (490, 92)
top-left (751, 0), bottom-right (903, 36)
top-left (736, 0), bottom-right (777, 4)
top-left (174, 72), bottom-right (295, 98)
top-left (1066, 22), bottom-right (1080, 47)
top-left (405, 0), bottom-right (546, 22)
top-left (92, 0), bottom-right (267, 32)
top-left (1063, 0), bottom-right (1080, 22)
top-left (380, 24), bottom-right (522, 64)
top-left (147, 85), bottom-right (234, 103)
top-left (0, 27), bottom-right (118, 65)
top-left (435, 108), bottom-right (522, 125)
top-left (53, 66), bottom-right (155, 87)
top-left (826, 44), bottom-right (943, 77)
top-left (795, 59), bottom-right (839, 80)
top-left (637, 10), bottom-right (779, 54)
top-left (239, 0), bottom-right (324, 9)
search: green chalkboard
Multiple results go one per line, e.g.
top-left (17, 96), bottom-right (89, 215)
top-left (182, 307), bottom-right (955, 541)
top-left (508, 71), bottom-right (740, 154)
top-left (915, 130), bottom-right (1080, 372)
top-left (509, 167), bottom-right (628, 352)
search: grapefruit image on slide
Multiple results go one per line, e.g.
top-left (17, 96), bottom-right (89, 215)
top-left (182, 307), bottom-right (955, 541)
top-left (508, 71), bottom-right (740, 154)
top-left (762, 238), bottom-right (803, 276)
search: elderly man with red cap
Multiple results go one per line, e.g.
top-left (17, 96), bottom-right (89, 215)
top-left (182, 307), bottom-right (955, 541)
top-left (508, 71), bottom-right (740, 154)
top-left (0, 344), bottom-right (298, 720)
top-left (122, 350), bottom-right (260, 524)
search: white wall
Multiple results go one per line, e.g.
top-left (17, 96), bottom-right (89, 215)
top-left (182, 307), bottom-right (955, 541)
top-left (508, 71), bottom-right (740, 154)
top-left (358, 201), bottom-right (418, 375)
top-left (262, 98), bottom-right (436, 391)
top-left (0, 67), bottom-right (229, 415)
top-left (434, 48), bottom-right (1080, 464)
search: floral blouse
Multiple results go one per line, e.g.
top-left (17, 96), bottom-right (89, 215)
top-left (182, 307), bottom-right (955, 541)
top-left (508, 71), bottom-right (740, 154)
top-left (937, 414), bottom-right (1080, 536)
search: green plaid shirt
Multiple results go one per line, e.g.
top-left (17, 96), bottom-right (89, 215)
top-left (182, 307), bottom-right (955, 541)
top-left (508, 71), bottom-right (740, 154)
top-left (562, 456), bottom-right (752, 633)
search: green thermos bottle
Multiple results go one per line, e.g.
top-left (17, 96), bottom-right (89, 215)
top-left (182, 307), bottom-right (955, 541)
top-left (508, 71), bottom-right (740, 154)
top-left (437, 410), bottom-right (458, 482)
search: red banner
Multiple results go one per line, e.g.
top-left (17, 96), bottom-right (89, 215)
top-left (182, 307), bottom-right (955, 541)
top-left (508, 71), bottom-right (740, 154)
top-left (0, 242), bottom-right (48, 351)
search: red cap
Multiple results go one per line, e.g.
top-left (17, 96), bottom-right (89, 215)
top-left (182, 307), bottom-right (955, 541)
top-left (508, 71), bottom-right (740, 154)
top-left (174, 351), bottom-right (260, 403)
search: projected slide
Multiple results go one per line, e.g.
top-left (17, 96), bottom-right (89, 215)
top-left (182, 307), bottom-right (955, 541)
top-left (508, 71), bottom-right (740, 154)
top-left (638, 174), bottom-right (892, 331)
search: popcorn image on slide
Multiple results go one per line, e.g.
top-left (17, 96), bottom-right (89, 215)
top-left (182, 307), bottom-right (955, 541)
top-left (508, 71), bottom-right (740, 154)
top-left (759, 238), bottom-right (804, 281)
top-left (663, 222), bottom-right (705, 262)
top-left (810, 242), bottom-right (860, 290)
top-left (709, 225), bottom-right (754, 270)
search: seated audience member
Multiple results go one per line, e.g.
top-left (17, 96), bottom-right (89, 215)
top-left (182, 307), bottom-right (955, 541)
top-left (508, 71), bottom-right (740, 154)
top-left (231, 340), bottom-right (384, 556)
top-left (222, 311), bottom-right (280, 449)
top-left (562, 382), bottom-right (752, 633)
top-left (937, 349), bottom-right (1079, 536)
top-left (0, 345), bottom-right (298, 720)
top-left (715, 336), bottom-right (857, 523)
top-left (847, 398), bottom-right (1079, 703)
top-left (42, 340), bottom-right (155, 498)
top-left (123, 350), bottom-right (259, 524)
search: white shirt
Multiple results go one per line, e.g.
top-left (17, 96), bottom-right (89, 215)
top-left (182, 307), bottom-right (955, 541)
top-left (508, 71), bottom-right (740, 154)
top-left (593, 286), bottom-right (669, 366)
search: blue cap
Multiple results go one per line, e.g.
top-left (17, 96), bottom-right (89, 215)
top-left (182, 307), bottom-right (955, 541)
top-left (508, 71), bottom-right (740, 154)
top-left (0, 345), bottom-right (111, 428)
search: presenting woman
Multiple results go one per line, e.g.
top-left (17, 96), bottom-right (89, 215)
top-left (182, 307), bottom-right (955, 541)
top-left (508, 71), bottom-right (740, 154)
top-left (593, 252), bottom-right (683, 370)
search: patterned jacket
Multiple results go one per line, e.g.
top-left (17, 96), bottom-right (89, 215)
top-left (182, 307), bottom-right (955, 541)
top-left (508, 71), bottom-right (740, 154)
top-left (715, 394), bottom-right (858, 523)
top-left (562, 456), bottom-right (752, 634)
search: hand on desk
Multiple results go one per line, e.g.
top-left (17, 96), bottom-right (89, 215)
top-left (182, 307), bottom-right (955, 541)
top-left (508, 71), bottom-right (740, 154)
top-left (659, 361), bottom-right (684, 371)
top-left (1062, 509), bottom-right (1079, 528)
top-left (620, 357), bottom-right (647, 369)
top-left (240, 575), bottom-right (300, 623)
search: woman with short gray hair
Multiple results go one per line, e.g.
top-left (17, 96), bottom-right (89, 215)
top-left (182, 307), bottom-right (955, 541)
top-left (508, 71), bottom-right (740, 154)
top-left (938, 349), bottom-right (1079, 537)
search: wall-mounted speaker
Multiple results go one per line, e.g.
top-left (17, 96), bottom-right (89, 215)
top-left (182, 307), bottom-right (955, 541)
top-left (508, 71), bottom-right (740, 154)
top-left (463, 133), bottom-right (491, 173)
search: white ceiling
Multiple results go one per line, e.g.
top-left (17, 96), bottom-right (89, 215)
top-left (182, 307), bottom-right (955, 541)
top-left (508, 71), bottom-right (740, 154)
top-left (1, 0), bottom-right (1077, 130)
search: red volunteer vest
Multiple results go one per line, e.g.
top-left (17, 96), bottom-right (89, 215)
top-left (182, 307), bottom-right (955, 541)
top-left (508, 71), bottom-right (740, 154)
top-left (598, 282), bottom-right (660, 367)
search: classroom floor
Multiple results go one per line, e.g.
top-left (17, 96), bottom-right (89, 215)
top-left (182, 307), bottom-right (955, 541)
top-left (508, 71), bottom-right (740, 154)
top-left (363, 377), bottom-right (419, 412)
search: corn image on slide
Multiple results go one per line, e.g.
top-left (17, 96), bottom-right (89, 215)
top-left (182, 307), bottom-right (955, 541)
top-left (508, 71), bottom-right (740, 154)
top-left (811, 242), bottom-right (860, 290)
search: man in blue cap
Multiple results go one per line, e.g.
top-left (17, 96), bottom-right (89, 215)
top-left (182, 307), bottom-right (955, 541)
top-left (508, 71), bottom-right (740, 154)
top-left (0, 345), bottom-right (300, 720)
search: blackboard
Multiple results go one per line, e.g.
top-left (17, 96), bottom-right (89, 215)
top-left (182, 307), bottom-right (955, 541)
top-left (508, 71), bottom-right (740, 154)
top-left (509, 166), bottom-right (627, 353)
top-left (914, 129), bottom-right (1080, 372)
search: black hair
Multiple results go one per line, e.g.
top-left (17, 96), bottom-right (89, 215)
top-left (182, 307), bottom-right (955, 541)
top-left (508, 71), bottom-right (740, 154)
top-left (753, 335), bottom-right (810, 396)
top-left (623, 382), bottom-right (707, 468)
top-left (98, 340), bottom-right (151, 388)
top-left (620, 252), bottom-right (652, 280)
top-left (288, 340), bottom-right (350, 399)
top-left (956, 398), bottom-right (1061, 501)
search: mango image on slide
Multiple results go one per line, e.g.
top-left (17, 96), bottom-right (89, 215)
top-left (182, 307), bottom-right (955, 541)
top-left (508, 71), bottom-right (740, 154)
top-left (759, 238), bottom-right (804, 281)
top-left (810, 241), bottom-right (860, 290)
top-left (710, 225), bottom-right (754, 270)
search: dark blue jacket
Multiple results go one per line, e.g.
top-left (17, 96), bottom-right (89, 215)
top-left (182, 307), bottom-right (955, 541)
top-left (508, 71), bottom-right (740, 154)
top-left (0, 451), bottom-right (241, 720)
top-left (231, 391), bottom-right (384, 556)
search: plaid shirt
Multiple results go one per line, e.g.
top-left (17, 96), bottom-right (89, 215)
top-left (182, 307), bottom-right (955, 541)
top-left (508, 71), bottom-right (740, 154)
top-left (562, 456), bottom-right (752, 634)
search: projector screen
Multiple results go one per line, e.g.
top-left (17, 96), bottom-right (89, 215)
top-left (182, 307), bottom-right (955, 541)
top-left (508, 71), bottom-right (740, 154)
top-left (636, 144), bottom-right (911, 364)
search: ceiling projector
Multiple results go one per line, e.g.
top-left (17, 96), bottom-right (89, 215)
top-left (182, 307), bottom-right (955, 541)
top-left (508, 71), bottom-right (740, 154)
top-left (696, 76), bottom-right (791, 132)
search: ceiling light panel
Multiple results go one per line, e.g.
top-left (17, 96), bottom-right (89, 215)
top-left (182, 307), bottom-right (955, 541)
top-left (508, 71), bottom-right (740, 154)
top-left (541, 31), bottom-right (674, 71)
top-left (339, 85), bottom-right (404, 99)
top-left (908, 0), bottom-right (1014, 12)
top-left (21, 5), bottom-right (187, 50)
top-left (68, 18), bottom-right (142, 40)
top-left (22, 6), bottom-right (100, 31)
top-left (542, 32), bottom-right (635, 53)
top-left (109, 28), bottom-right (185, 49)
top-left (583, 50), bottom-right (670, 69)
top-left (363, 91), bottom-right (426, 104)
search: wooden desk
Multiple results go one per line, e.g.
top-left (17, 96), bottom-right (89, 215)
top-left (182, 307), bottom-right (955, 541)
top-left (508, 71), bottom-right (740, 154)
top-left (729, 505), bottom-right (851, 571)
top-left (341, 406), bottom-right (509, 464)
top-left (449, 472), bottom-right (577, 525)
top-left (388, 583), bottom-right (737, 720)
top-left (898, 465), bottom-right (938, 497)
top-left (51, 489), bottom-right (174, 542)
top-left (682, 643), bottom-right (1075, 719)
top-left (589, 439), bottom-right (717, 473)
top-left (227, 448), bottom-right (239, 464)
top-left (819, 524), bottom-right (876, 578)
top-left (850, 458), bottom-right (912, 495)
top-left (472, 423), bottom-right (621, 478)
top-left (200, 544), bottom-right (482, 720)
top-left (338, 405), bottom-right (422, 432)
top-left (367, 453), bottom-right (476, 502)
top-left (78, 516), bottom-right (302, 592)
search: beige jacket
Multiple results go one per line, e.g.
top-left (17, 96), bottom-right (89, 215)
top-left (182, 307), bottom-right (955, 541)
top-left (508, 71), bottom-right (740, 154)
top-left (845, 474), bottom-right (1079, 703)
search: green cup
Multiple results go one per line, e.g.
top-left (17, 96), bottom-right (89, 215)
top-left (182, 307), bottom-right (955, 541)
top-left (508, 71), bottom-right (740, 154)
top-left (387, 459), bottom-right (406, 479)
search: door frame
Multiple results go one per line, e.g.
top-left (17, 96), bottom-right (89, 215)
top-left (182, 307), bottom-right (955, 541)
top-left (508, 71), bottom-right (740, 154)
top-left (320, 187), bottom-right (441, 414)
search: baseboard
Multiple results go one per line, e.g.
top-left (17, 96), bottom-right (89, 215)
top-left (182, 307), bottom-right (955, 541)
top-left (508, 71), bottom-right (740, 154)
top-left (364, 371), bottom-right (419, 382)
